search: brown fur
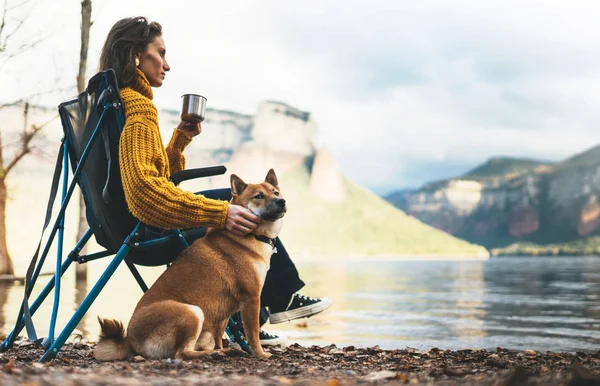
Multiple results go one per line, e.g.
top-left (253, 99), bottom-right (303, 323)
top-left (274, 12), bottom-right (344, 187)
top-left (93, 317), bottom-right (133, 360)
top-left (94, 169), bottom-right (285, 360)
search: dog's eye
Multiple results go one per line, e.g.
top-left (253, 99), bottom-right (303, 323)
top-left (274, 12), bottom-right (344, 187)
top-left (255, 193), bottom-right (264, 199)
top-left (274, 191), bottom-right (280, 196)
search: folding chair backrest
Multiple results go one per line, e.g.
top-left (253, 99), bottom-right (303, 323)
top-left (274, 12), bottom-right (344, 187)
top-left (59, 69), bottom-right (138, 253)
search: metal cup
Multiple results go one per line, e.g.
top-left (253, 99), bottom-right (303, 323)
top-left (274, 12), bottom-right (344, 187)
top-left (180, 93), bottom-right (207, 123)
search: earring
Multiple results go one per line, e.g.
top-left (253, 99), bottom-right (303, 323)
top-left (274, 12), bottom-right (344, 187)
top-left (135, 57), bottom-right (140, 67)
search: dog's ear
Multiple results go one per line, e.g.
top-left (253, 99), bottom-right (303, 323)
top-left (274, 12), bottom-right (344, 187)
top-left (230, 174), bottom-right (248, 195)
top-left (265, 168), bottom-right (278, 188)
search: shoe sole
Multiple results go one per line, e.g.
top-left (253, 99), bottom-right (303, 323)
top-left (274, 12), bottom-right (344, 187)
top-left (230, 339), bottom-right (287, 348)
top-left (269, 297), bottom-right (333, 324)
top-left (260, 336), bottom-right (287, 346)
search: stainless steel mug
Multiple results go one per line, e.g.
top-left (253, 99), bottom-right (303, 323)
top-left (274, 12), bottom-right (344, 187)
top-left (181, 94), bottom-right (207, 123)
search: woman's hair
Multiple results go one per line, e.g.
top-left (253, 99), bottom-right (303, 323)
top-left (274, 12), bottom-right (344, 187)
top-left (99, 16), bottom-right (162, 87)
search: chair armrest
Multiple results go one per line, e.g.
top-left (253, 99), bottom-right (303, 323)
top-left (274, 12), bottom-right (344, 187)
top-left (170, 166), bottom-right (227, 185)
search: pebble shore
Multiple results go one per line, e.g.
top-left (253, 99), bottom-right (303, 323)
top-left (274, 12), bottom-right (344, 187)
top-left (0, 341), bottom-right (599, 385)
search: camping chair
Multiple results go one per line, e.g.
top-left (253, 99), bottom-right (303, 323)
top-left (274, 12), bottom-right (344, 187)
top-left (0, 69), bottom-right (250, 362)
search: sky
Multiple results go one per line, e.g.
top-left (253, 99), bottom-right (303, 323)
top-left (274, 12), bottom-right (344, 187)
top-left (1, 0), bottom-right (600, 194)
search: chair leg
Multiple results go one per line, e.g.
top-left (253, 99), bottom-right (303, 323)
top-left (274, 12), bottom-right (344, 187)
top-left (226, 317), bottom-right (251, 353)
top-left (0, 259), bottom-right (74, 351)
top-left (126, 261), bottom-right (148, 292)
top-left (47, 142), bottom-right (71, 345)
top-left (1, 228), bottom-right (96, 351)
top-left (39, 242), bottom-right (133, 362)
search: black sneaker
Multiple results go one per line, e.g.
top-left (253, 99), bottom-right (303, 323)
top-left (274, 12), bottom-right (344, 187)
top-left (259, 330), bottom-right (287, 346)
top-left (233, 324), bottom-right (287, 347)
top-left (269, 293), bottom-right (333, 324)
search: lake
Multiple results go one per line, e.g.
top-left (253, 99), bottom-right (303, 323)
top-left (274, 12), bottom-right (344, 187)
top-left (0, 256), bottom-right (599, 353)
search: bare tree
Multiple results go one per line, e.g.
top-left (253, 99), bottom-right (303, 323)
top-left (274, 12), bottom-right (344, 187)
top-left (75, 0), bottom-right (92, 281)
top-left (0, 103), bottom-right (52, 275)
top-left (0, 0), bottom-right (48, 277)
top-left (1, 0), bottom-right (49, 70)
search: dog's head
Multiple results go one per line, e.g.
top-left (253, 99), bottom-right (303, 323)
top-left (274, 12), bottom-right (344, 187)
top-left (230, 169), bottom-right (286, 237)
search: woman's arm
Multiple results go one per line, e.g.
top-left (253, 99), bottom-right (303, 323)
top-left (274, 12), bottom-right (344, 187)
top-left (165, 120), bottom-right (201, 175)
top-left (119, 118), bottom-right (228, 229)
top-left (165, 128), bottom-right (192, 175)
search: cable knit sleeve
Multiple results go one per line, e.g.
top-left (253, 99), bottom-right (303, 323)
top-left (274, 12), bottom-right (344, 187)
top-left (166, 128), bottom-right (192, 175)
top-left (119, 118), bottom-right (228, 229)
top-left (118, 85), bottom-right (228, 230)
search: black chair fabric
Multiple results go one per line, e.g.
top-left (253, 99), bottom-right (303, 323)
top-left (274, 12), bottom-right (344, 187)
top-left (59, 69), bottom-right (188, 266)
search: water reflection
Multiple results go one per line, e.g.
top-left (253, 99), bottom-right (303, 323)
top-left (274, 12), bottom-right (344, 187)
top-left (0, 257), bottom-right (599, 352)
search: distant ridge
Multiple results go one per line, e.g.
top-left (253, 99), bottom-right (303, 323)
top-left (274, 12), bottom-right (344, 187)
top-left (385, 145), bottom-right (600, 256)
top-left (554, 144), bottom-right (600, 170)
top-left (461, 156), bottom-right (553, 182)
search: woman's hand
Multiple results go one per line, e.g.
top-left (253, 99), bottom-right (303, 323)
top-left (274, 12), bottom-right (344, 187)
top-left (177, 120), bottom-right (202, 137)
top-left (225, 204), bottom-right (260, 237)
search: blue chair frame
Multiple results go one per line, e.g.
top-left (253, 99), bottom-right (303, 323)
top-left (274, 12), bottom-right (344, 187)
top-left (0, 69), bottom-right (249, 362)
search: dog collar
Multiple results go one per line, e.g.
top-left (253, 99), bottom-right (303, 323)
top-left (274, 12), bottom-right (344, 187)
top-left (253, 235), bottom-right (277, 254)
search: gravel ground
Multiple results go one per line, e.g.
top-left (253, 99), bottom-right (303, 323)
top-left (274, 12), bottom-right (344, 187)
top-left (0, 340), bottom-right (599, 385)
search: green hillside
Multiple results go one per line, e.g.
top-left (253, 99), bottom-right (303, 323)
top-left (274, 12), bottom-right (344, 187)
top-left (278, 166), bottom-right (489, 258)
top-left (492, 236), bottom-right (600, 257)
top-left (461, 156), bottom-right (552, 182)
top-left (553, 144), bottom-right (600, 170)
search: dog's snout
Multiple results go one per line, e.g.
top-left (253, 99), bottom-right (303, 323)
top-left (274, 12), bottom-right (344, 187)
top-left (276, 198), bottom-right (286, 207)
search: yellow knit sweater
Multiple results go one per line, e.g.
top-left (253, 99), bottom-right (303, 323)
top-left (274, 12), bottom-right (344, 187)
top-left (119, 69), bottom-right (229, 229)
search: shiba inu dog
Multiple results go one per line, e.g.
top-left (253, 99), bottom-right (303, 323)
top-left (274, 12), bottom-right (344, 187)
top-left (93, 169), bottom-right (286, 360)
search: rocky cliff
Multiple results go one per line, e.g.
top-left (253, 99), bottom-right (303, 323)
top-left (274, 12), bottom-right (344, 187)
top-left (166, 100), bottom-right (320, 190)
top-left (386, 150), bottom-right (600, 254)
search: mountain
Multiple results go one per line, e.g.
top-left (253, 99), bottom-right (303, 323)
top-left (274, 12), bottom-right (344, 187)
top-left (386, 147), bottom-right (600, 256)
top-left (461, 156), bottom-right (552, 182)
top-left (0, 100), bottom-right (487, 264)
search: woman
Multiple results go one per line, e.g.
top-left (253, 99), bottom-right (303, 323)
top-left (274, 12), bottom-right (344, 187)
top-left (98, 16), bottom-right (331, 345)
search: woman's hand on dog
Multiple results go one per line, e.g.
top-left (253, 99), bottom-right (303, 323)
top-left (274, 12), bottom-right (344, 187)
top-left (225, 204), bottom-right (260, 236)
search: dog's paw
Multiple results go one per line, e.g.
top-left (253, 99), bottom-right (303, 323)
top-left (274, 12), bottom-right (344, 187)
top-left (257, 351), bottom-right (272, 359)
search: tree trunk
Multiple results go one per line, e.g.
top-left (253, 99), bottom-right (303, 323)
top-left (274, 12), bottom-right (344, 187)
top-left (0, 178), bottom-right (14, 276)
top-left (75, 193), bottom-right (87, 280)
top-left (0, 126), bottom-right (14, 276)
top-left (0, 2), bottom-right (52, 279)
top-left (77, 0), bottom-right (92, 93)
top-left (75, 0), bottom-right (92, 281)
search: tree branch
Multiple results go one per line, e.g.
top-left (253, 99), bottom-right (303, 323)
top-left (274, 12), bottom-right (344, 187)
top-left (0, 0), bottom-right (7, 52)
top-left (1, 0), bottom-right (42, 63)
top-left (1, 101), bottom-right (55, 179)
top-left (1, 0), bottom-right (35, 50)
top-left (0, 83), bottom-right (75, 112)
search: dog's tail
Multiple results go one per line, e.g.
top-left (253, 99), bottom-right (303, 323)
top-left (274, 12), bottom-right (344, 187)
top-left (93, 317), bottom-right (135, 361)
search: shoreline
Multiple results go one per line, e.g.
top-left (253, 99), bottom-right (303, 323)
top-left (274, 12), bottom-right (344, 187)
top-left (293, 253), bottom-right (600, 263)
top-left (293, 253), bottom-right (491, 262)
top-left (0, 341), bottom-right (598, 385)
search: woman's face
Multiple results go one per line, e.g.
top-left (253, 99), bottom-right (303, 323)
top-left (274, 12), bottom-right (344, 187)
top-left (138, 36), bottom-right (170, 87)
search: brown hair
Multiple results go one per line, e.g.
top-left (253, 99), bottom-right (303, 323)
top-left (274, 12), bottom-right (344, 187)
top-left (99, 16), bottom-right (162, 87)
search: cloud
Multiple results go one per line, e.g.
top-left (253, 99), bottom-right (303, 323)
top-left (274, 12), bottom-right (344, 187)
top-left (2, 0), bottom-right (600, 194)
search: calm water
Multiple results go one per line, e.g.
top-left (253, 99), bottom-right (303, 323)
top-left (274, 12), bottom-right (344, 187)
top-left (1, 256), bottom-right (599, 353)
